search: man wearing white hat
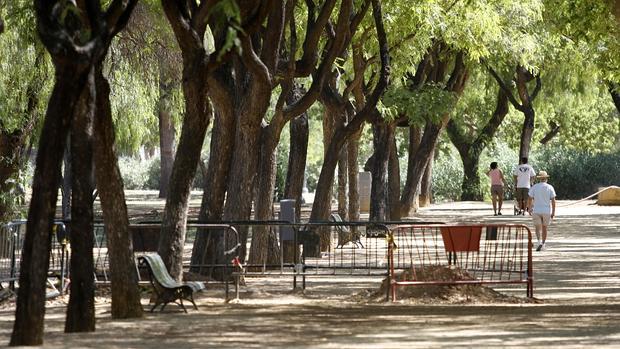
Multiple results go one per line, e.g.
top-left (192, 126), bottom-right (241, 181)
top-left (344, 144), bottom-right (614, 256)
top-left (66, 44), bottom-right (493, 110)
top-left (527, 170), bottom-right (556, 251)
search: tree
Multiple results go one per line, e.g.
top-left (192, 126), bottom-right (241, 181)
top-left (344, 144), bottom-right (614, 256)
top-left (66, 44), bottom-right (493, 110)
top-left (93, 64), bottom-right (143, 319)
top-left (310, 0), bottom-right (390, 224)
top-left (11, 0), bottom-right (137, 345)
top-left (447, 69), bottom-right (510, 201)
top-left (158, 0), bottom-right (252, 281)
top-left (0, 4), bottom-right (49, 224)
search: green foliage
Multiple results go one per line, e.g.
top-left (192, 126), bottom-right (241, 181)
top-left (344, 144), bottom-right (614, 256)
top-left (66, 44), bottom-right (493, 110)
top-left (118, 156), bottom-right (206, 191)
top-left (0, 3), bottom-right (51, 137)
top-left (532, 146), bottom-right (620, 199)
top-left (433, 139), bottom-right (620, 202)
top-left (381, 81), bottom-right (458, 125)
top-left (118, 157), bottom-right (156, 190)
top-left (431, 145), bottom-right (463, 202)
top-left (108, 61), bottom-right (159, 155)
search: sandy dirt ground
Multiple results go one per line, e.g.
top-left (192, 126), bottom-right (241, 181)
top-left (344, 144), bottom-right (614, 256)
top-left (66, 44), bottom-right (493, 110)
top-left (1, 195), bottom-right (620, 348)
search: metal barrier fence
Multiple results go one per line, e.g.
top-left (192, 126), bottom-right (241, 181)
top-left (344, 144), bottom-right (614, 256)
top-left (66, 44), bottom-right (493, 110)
top-left (388, 224), bottom-right (533, 300)
top-left (2, 220), bottom-right (533, 302)
top-left (0, 220), bottom-right (69, 295)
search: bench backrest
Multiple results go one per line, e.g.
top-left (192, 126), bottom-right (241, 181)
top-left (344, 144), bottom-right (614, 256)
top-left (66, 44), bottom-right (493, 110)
top-left (139, 254), bottom-right (182, 289)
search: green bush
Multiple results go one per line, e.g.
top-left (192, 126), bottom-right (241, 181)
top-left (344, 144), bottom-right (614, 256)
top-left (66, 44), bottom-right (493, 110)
top-left (430, 142), bottom-right (620, 202)
top-left (432, 148), bottom-right (463, 202)
top-left (118, 157), bottom-right (154, 190)
top-left (532, 147), bottom-right (620, 199)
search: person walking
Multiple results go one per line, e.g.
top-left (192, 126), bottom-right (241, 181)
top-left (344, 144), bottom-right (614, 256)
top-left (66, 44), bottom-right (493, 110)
top-left (513, 157), bottom-right (536, 215)
top-left (486, 162), bottom-right (506, 215)
top-left (527, 170), bottom-right (556, 251)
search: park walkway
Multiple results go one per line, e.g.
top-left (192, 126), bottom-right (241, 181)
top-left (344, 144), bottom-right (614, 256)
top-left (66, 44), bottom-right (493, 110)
top-left (1, 200), bottom-right (619, 348)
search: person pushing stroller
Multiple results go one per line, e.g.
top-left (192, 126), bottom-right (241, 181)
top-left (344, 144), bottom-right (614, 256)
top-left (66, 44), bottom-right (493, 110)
top-left (513, 157), bottom-right (535, 215)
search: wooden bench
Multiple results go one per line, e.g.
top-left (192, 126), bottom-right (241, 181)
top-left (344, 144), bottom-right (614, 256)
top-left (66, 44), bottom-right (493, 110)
top-left (137, 254), bottom-right (205, 313)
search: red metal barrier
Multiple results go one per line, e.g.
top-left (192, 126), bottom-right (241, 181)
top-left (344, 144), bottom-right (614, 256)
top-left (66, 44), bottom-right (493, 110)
top-left (388, 224), bottom-right (533, 301)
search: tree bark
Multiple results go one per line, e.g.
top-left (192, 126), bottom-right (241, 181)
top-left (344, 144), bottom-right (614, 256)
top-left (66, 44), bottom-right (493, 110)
top-left (419, 151), bottom-right (433, 207)
top-left (158, 76), bottom-right (176, 198)
top-left (515, 66), bottom-right (540, 160)
top-left (399, 126), bottom-right (422, 216)
top-left (283, 89), bottom-right (309, 221)
top-left (10, 66), bottom-right (85, 346)
top-left (369, 120), bottom-right (391, 221)
top-left (249, 121), bottom-right (283, 266)
top-left (283, 88), bottom-right (309, 264)
top-left (387, 126), bottom-right (401, 220)
top-left (159, 55), bottom-right (211, 281)
top-left (93, 67), bottom-right (143, 319)
top-left (191, 79), bottom-right (236, 276)
top-left (609, 82), bottom-right (620, 114)
top-left (337, 147), bottom-right (348, 219)
top-left (347, 129), bottom-right (362, 223)
top-left (65, 67), bottom-right (96, 334)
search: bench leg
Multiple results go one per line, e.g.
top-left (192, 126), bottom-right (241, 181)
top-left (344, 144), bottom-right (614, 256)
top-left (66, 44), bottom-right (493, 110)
top-left (187, 293), bottom-right (198, 310)
top-left (150, 301), bottom-right (161, 313)
top-left (178, 298), bottom-right (188, 313)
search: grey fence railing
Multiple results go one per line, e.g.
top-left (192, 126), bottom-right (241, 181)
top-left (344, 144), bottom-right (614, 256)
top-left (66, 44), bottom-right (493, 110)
top-left (0, 220), bottom-right (69, 295)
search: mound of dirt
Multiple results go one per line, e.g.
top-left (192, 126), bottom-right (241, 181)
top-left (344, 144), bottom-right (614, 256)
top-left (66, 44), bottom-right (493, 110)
top-left (356, 266), bottom-right (534, 304)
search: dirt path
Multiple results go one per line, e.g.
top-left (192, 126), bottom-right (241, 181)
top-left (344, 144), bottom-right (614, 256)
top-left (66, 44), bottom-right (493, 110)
top-left (1, 199), bottom-right (619, 348)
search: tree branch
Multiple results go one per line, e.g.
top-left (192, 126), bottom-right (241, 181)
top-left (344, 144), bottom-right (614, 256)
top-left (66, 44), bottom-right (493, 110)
top-left (105, 0), bottom-right (139, 38)
top-left (486, 64), bottom-right (526, 112)
top-left (239, 35), bottom-right (272, 87)
top-left (284, 0), bottom-right (351, 119)
top-left (261, 0), bottom-right (286, 74)
top-left (296, 0), bottom-right (337, 76)
top-left (539, 121), bottom-right (560, 145)
top-left (530, 73), bottom-right (542, 101)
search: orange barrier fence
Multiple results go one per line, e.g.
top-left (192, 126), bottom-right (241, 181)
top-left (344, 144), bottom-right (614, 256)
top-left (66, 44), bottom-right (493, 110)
top-left (388, 224), bottom-right (533, 300)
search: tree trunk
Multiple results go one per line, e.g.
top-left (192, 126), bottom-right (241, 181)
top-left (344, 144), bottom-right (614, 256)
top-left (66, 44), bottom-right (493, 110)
top-left (159, 57), bottom-right (211, 281)
top-left (158, 78), bottom-right (176, 198)
top-left (369, 121), bottom-right (390, 221)
top-left (399, 126), bottom-right (422, 216)
top-left (399, 122), bottom-right (441, 213)
top-left (459, 151), bottom-right (482, 201)
top-left (65, 67), bottom-right (96, 333)
top-left (347, 129), bottom-right (362, 223)
top-left (0, 131), bottom-right (21, 222)
top-left (222, 102), bottom-right (269, 262)
top-left (283, 104), bottom-right (309, 221)
top-left (191, 100), bottom-right (235, 277)
top-left (515, 66), bottom-right (539, 160)
top-left (419, 150), bottom-right (434, 207)
top-left (11, 67), bottom-right (86, 346)
top-left (249, 123), bottom-right (282, 266)
top-left (61, 143), bottom-right (72, 220)
top-left (93, 67), bottom-right (143, 319)
top-left (311, 127), bottom-right (353, 222)
top-left (447, 87), bottom-right (510, 201)
top-left (387, 125), bottom-right (401, 220)
top-left (519, 108), bottom-right (535, 160)
top-left (609, 82), bottom-right (620, 114)
top-left (283, 89), bottom-right (309, 264)
top-left (337, 147), bottom-right (348, 219)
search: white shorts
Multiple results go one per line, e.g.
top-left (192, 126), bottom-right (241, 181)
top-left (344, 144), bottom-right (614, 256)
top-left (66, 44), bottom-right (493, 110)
top-left (532, 213), bottom-right (551, 226)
